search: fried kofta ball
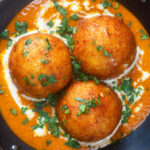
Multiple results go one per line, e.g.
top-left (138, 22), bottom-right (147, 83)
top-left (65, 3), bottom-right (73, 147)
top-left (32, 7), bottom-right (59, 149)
top-left (56, 81), bottom-right (122, 142)
top-left (9, 33), bottom-right (72, 99)
top-left (73, 16), bottom-right (136, 80)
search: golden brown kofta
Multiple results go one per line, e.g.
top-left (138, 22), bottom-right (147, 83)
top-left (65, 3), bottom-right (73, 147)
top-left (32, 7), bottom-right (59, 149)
top-left (9, 33), bottom-right (72, 99)
top-left (56, 81), bottom-right (122, 142)
top-left (73, 16), bottom-right (136, 80)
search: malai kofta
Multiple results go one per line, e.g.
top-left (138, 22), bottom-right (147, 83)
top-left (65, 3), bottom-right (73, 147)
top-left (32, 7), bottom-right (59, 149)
top-left (56, 81), bottom-right (122, 142)
top-left (9, 33), bottom-right (72, 99)
top-left (73, 16), bottom-right (136, 80)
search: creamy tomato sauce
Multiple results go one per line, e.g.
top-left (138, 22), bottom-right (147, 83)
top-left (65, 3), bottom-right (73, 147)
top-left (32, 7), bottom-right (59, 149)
top-left (0, 0), bottom-right (150, 150)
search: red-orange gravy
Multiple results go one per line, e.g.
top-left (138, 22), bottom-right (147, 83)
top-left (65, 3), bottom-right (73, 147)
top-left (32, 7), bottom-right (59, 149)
top-left (0, 0), bottom-right (150, 150)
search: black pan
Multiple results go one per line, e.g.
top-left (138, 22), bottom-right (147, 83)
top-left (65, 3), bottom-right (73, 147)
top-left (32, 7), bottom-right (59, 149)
top-left (0, 0), bottom-right (150, 150)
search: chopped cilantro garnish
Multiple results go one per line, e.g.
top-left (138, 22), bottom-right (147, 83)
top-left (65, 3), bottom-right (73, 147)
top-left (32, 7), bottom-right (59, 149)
top-left (141, 34), bottom-right (149, 40)
top-left (0, 30), bottom-right (9, 39)
top-left (56, 17), bottom-right (75, 49)
top-left (48, 116), bottom-right (61, 137)
top-left (72, 27), bottom-right (77, 34)
top-left (93, 76), bottom-right (100, 85)
top-left (31, 124), bottom-right (44, 130)
top-left (96, 45), bottom-right (103, 51)
top-left (10, 108), bottom-right (17, 116)
top-left (62, 105), bottom-right (70, 114)
top-left (71, 56), bottom-right (100, 85)
top-left (7, 39), bottom-right (13, 49)
top-left (70, 14), bottom-right (79, 21)
top-left (140, 29), bottom-right (149, 40)
top-left (46, 91), bottom-right (66, 107)
top-left (22, 118), bottom-right (29, 125)
top-left (92, 39), bottom-right (96, 45)
top-left (146, 87), bottom-right (149, 91)
top-left (0, 85), bottom-right (5, 95)
top-left (116, 13), bottom-right (122, 17)
top-left (101, 0), bottom-right (113, 9)
top-left (65, 139), bottom-right (81, 149)
top-left (46, 140), bottom-right (51, 146)
top-left (45, 38), bottom-right (51, 51)
top-left (53, 0), bottom-right (67, 16)
top-left (30, 73), bottom-right (34, 79)
top-left (92, 0), bottom-right (96, 2)
top-left (113, 78), bottom-right (142, 124)
top-left (115, 2), bottom-right (119, 9)
top-left (23, 51), bottom-right (29, 58)
top-left (23, 77), bottom-right (30, 85)
top-left (15, 21), bottom-right (28, 36)
top-left (0, 89), bottom-right (5, 95)
top-left (50, 31), bottom-right (55, 35)
top-left (21, 107), bottom-right (28, 114)
top-left (41, 58), bottom-right (49, 64)
top-left (46, 94), bottom-right (59, 107)
top-left (75, 96), bottom-right (100, 117)
top-left (128, 21), bottom-right (132, 27)
top-left (25, 39), bottom-right (32, 46)
top-left (38, 74), bottom-right (57, 87)
top-left (47, 21), bottom-right (54, 27)
top-left (103, 50), bottom-right (112, 57)
top-left (122, 104), bottom-right (131, 124)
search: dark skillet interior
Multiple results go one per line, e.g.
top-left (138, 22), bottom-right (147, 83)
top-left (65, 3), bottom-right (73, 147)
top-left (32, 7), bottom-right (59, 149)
top-left (0, 0), bottom-right (150, 150)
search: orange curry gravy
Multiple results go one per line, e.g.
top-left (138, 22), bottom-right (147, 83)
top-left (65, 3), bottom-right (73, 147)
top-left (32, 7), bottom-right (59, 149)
top-left (0, 0), bottom-right (150, 149)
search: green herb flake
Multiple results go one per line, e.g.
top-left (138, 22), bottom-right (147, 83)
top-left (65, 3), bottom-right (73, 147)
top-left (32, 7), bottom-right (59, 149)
top-left (15, 21), bottom-right (28, 36)
top-left (46, 140), bottom-right (51, 146)
top-left (50, 31), bottom-right (55, 34)
top-left (22, 118), bottom-right (29, 125)
top-left (65, 139), bottom-right (81, 149)
top-left (56, 17), bottom-right (75, 50)
top-left (128, 21), bottom-right (132, 27)
top-left (140, 29), bottom-right (149, 40)
top-left (23, 51), bottom-right (29, 58)
top-left (48, 116), bottom-right (61, 137)
top-left (47, 21), bottom-right (54, 28)
top-left (0, 30), bottom-right (9, 39)
top-left (30, 73), bottom-right (34, 79)
top-left (0, 90), bottom-right (4, 95)
top-left (41, 58), bottom-right (49, 64)
top-left (103, 50), bottom-right (112, 57)
top-left (113, 78), bottom-right (142, 124)
top-left (101, 0), bottom-right (113, 9)
top-left (25, 39), bottom-right (32, 46)
top-left (7, 39), bottom-right (13, 49)
top-left (62, 105), bottom-right (70, 114)
top-left (71, 56), bottom-right (100, 84)
top-left (38, 74), bottom-right (57, 87)
top-left (53, 0), bottom-right (67, 16)
top-left (21, 107), bottom-right (28, 114)
top-left (122, 105), bottom-right (131, 124)
top-left (70, 14), bottom-right (79, 21)
top-left (10, 108), bottom-right (17, 116)
top-left (45, 38), bottom-right (51, 51)
top-left (93, 76), bottom-right (100, 85)
top-left (116, 13), bottom-right (122, 17)
top-left (96, 45), bottom-right (103, 51)
top-left (75, 96), bottom-right (100, 117)
top-left (115, 2), bottom-right (119, 9)
top-left (72, 27), bottom-right (77, 34)
top-left (92, 39), bottom-right (96, 45)
top-left (141, 33), bottom-right (149, 40)
top-left (23, 77), bottom-right (30, 85)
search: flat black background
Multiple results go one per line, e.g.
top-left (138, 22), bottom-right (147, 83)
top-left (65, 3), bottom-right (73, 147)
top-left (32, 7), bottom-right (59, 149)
top-left (0, 0), bottom-right (150, 150)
